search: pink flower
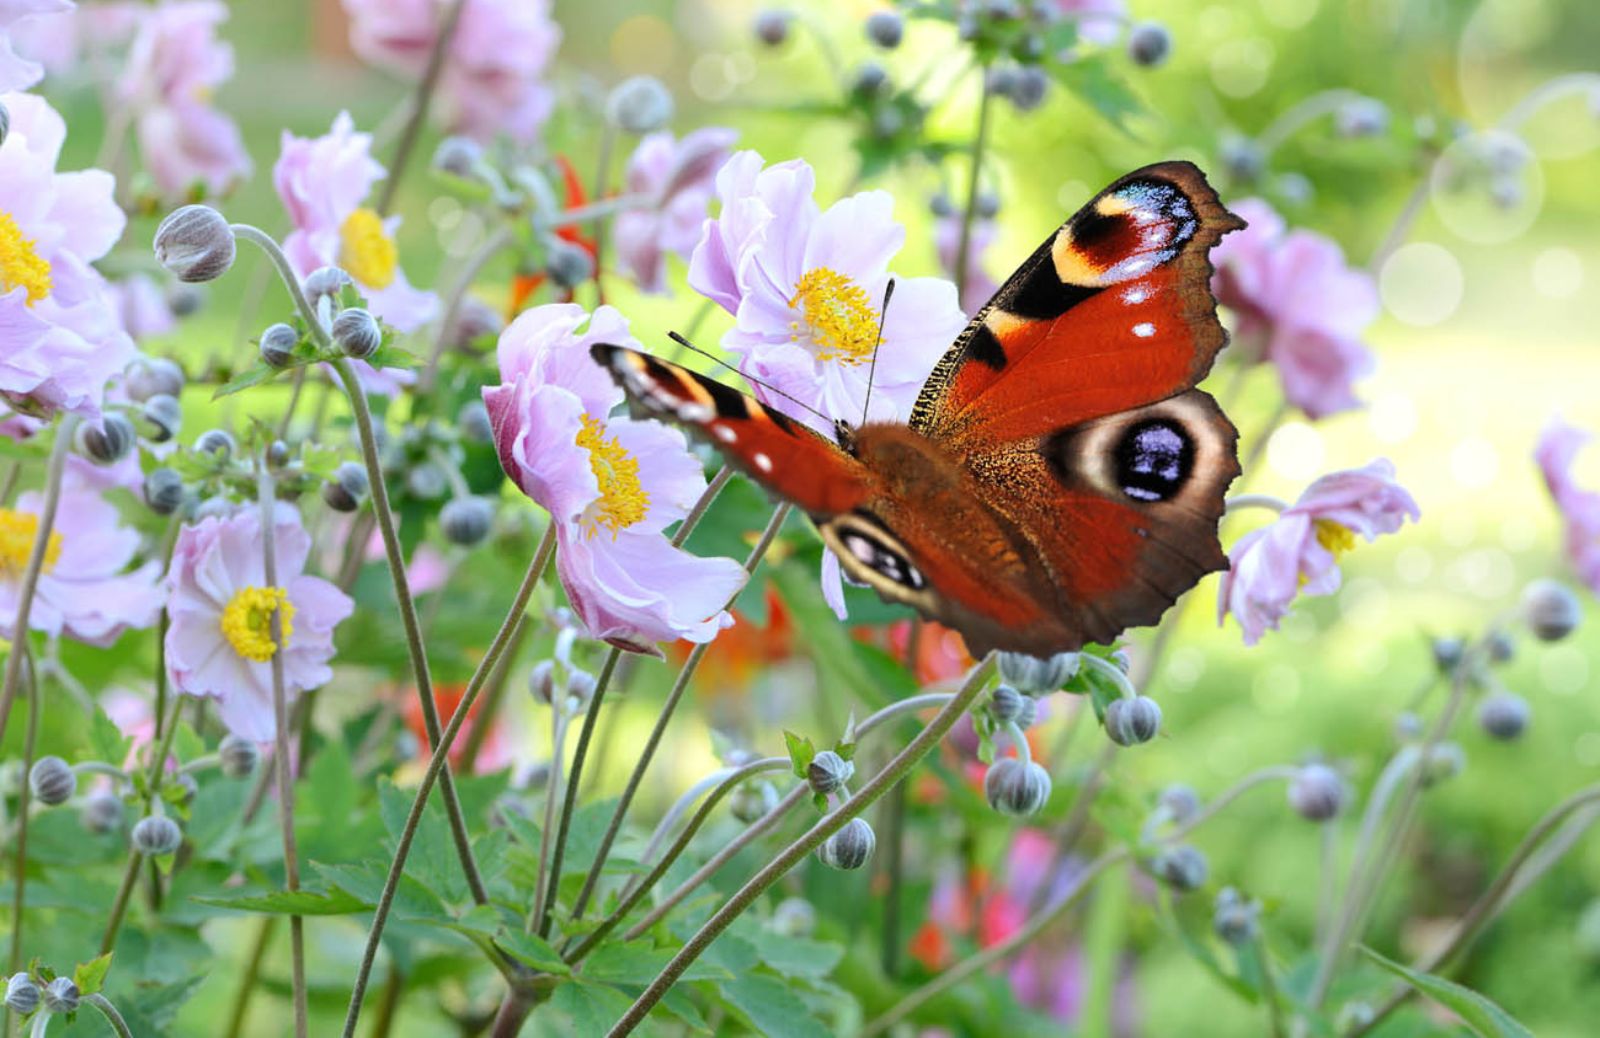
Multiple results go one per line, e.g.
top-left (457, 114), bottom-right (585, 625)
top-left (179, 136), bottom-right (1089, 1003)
top-left (1212, 199), bottom-right (1378, 420)
top-left (1535, 418), bottom-right (1600, 593)
top-left (483, 303), bottom-right (747, 655)
top-left (116, 1), bottom-right (251, 198)
top-left (7, 1), bottom-right (140, 81)
top-left (107, 273), bottom-right (175, 341)
top-left (0, 464), bottom-right (162, 646)
top-left (934, 212), bottom-right (999, 315)
top-left (341, 0), bottom-right (560, 144)
top-left (1219, 459), bottom-right (1420, 644)
top-left (165, 503), bottom-right (353, 739)
top-left (0, 0), bottom-right (70, 91)
top-left (613, 127), bottom-right (738, 295)
top-left (1048, 0), bottom-right (1127, 45)
top-left (0, 91), bottom-right (136, 418)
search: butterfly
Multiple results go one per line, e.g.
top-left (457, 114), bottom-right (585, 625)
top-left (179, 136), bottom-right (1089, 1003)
top-left (593, 161), bottom-right (1245, 658)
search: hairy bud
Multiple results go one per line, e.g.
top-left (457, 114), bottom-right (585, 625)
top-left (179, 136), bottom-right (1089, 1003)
top-left (544, 239), bottom-right (595, 290)
top-left (1522, 578), bottom-right (1581, 641)
top-left (154, 205), bottom-right (236, 283)
top-left (332, 307), bottom-right (382, 359)
top-left (607, 76), bottom-right (674, 134)
top-left (458, 401), bottom-right (493, 443)
top-left (125, 357), bottom-right (185, 402)
top-left (818, 817), bottom-right (876, 870)
top-left (984, 757), bottom-right (1053, 817)
top-left (770, 897), bottom-right (815, 938)
top-left (1151, 844), bottom-right (1208, 892)
top-left (28, 756), bottom-right (76, 806)
top-left (441, 496), bottom-right (495, 547)
top-left (1288, 763), bottom-right (1345, 821)
top-left (5, 973), bottom-right (40, 1015)
top-left (81, 790), bottom-right (126, 834)
top-left (322, 461), bottom-right (369, 512)
top-left (865, 11), bottom-right (903, 48)
top-left (259, 322), bottom-right (298, 368)
top-left (806, 750), bottom-right (854, 797)
top-left (1478, 692), bottom-right (1529, 741)
top-left (140, 393), bottom-right (183, 443)
top-left (42, 977), bottom-right (78, 1015)
top-left (1127, 22), bottom-right (1173, 67)
top-left (1213, 887), bottom-right (1261, 945)
top-left (144, 468), bottom-right (186, 516)
top-left (1105, 695), bottom-right (1162, 746)
top-left (997, 650), bottom-right (1079, 692)
top-left (754, 9), bottom-right (792, 46)
top-left (77, 413), bottom-right (135, 465)
top-left (132, 814), bottom-right (183, 856)
top-left (219, 735), bottom-right (261, 778)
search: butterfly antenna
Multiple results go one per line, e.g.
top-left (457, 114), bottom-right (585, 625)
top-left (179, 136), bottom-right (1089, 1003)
top-left (665, 331), bottom-right (836, 429)
top-left (860, 278), bottom-right (895, 427)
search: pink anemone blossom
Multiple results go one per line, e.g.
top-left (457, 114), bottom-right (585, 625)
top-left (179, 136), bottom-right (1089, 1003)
top-left (7, 1), bottom-right (140, 81)
top-left (0, 0), bottom-right (70, 92)
top-left (1212, 198), bottom-right (1378, 420)
top-left (0, 91), bottom-right (136, 418)
top-left (484, 302), bottom-right (747, 655)
top-left (341, 0), bottom-right (559, 144)
top-left (613, 127), bottom-right (738, 295)
top-left (107, 272), bottom-right (175, 341)
top-left (1219, 459), bottom-right (1420, 645)
top-left (165, 503), bottom-right (353, 740)
top-left (1535, 417), bottom-right (1600, 593)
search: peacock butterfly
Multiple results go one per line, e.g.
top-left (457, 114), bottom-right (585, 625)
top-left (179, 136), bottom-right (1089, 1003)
top-left (592, 161), bottom-right (1245, 658)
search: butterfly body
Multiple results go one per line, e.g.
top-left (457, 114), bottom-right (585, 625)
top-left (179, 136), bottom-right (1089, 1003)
top-left (595, 161), bottom-right (1244, 657)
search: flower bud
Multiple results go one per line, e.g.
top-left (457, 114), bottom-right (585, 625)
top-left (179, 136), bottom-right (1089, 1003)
top-left (730, 781), bottom-right (779, 823)
top-left (219, 734), bottom-right (260, 778)
top-left (303, 266), bottom-right (353, 310)
top-left (81, 789), bottom-right (125, 834)
top-left (173, 771), bottom-right (198, 805)
top-left (448, 296), bottom-right (503, 350)
top-left (1105, 695), bottom-right (1161, 746)
top-left (865, 11), bottom-right (903, 48)
top-left (195, 427), bottom-right (235, 460)
top-left (984, 64), bottom-right (1018, 98)
top-left (1288, 763), bottom-right (1345, 821)
top-left (544, 239), bottom-right (595, 290)
top-left (441, 496), bottom-right (494, 547)
top-left (1485, 630), bottom-right (1515, 663)
top-left (1421, 741), bottom-right (1465, 787)
top-left (974, 190), bottom-right (1001, 220)
top-left (754, 9), bottom-right (791, 46)
top-left (6, 973), bottom-right (40, 1016)
top-left (42, 976), bottom-right (78, 1015)
top-left (1478, 692), bottom-right (1529, 741)
top-left (29, 756), bottom-right (76, 806)
top-left (527, 659), bottom-right (556, 703)
top-left (77, 413), bottom-right (135, 464)
top-left (1151, 844), bottom-right (1207, 892)
top-left (1009, 67), bottom-right (1049, 112)
top-left (154, 205), bottom-right (236, 283)
top-left (564, 668), bottom-right (597, 712)
top-left (267, 439), bottom-right (291, 469)
top-left (323, 460), bottom-right (369, 512)
top-left (806, 750), bottom-right (854, 797)
top-left (1013, 694), bottom-right (1039, 730)
top-left (997, 650), bottom-right (1078, 692)
top-left (132, 814), bottom-right (183, 855)
top-left (1127, 22), bottom-right (1173, 67)
top-left (1336, 97), bottom-right (1389, 138)
top-left (166, 282), bottom-right (202, 317)
top-left (1394, 710), bottom-right (1423, 742)
top-left (984, 757), bottom-right (1053, 817)
top-left (1220, 134), bottom-right (1265, 184)
top-left (607, 76), bottom-right (674, 134)
top-left (332, 307), bottom-right (382, 359)
top-left (433, 135), bottom-right (483, 178)
top-left (1158, 784), bottom-right (1201, 825)
top-left (1431, 635), bottom-right (1466, 673)
top-left (989, 684), bottom-right (1026, 724)
top-left (929, 193), bottom-right (955, 218)
top-left (259, 322), bottom-right (298, 368)
top-left (1521, 578), bottom-right (1581, 641)
top-left (818, 817), bottom-right (876, 870)
top-left (125, 357), bottom-right (185, 402)
top-left (405, 461), bottom-right (448, 500)
top-left (770, 897), bottom-right (815, 938)
top-left (458, 401), bottom-right (493, 443)
top-left (870, 107), bottom-right (904, 139)
top-left (140, 393), bottom-right (183, 442)
top-left (1213, 887), bottom-right (1260, 945)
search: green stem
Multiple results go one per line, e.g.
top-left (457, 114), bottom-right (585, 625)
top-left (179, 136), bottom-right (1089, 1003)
top-left (953, 70), bottom-right (994, 302)
top-left (376, 0), bottom-right (467, 216)
top-left (457, 614), bottom-right (529, 774)
top-left (421, 221), bottom-right (516, 390)
top-left (8, 652), bottom-right (38, 976)
top-left (527, 704), bottom-right (571, 933)
top-left (587, 123), bottom-right (617, 300)
top-left (223, 916), bottom-right (277, 1038)
top-left (100, 700), bottom-right (184, 955)
top-left (85, 994), bottom-right (134, 1038)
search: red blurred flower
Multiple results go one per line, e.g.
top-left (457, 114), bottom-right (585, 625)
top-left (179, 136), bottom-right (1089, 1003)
top-left (401, 681), bottom-right (508, 773)
top-left (509, 155), bottom-right (599, 315)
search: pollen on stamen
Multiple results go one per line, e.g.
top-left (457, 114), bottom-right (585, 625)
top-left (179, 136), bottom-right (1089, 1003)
top-left (788, 266), bottom-right (880, 365)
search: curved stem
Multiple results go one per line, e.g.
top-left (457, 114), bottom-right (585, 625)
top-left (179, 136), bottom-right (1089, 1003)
top-left (1256, 88), bottom-right (1368, 154)
top-left (1497, 72), bottom-right (1600, 132)
top-left (1225, 493), bottom-right (1291, 515)
top-left (85, 994), bottom-right (134, 1038)
top-left (377, 0), bottom-right (466, 216)
top-left (605, 656), bottom-right (999, 1036)
top-left (1079, 652), bottom-right (1137, 701)
top-left (229, 225), bottom-right (326, 348)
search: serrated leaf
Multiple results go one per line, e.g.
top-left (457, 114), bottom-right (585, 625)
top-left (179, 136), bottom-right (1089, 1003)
top-left (213, 361), bottom-right (284, 399)
top-left (84, 704), bottom-right (132, 767)
top-left (784, 731), bottom-right (815, 780)
top-left (190, 887), bottom-right (367, 915)
top-left (745, 930), bottom-right (843, 980)
top-left (1361, 947), bottom-right (1534, 1038)
top-left (719, 973), bottom-right (832, 1038)
top-left (72, 952), bottom-right (112, 996)
top-left (366, 343), bottom-right (420, 370)
top-left (496, 930), bottom-right (570, 974)
top-left (581, 942), bottom-right (731, 985)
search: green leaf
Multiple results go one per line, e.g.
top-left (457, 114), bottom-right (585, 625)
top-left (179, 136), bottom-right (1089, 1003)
top-left (366, 343), bottom-right (420, 371)
top-left (72, 952), bottom-right (113, 996)
top-left (549, 981), bottom-right (645, 1037)
top-left (84, 704), bottom-right (132, 768)
top-left (213, 361), bottom-right (284, 399)
top-left (190, 887), bottom-right (368, 916)
top-left (719, 973), bottom-right (832, 1038)
top-left (1053, 55), bottom-right (1146, 135)
top-left (581, 942), bottom-right (731, 985)
top-left (660, 986), bottom-right (713, 1033)
top-left (496, 930), bottom-right (569, 974)
top-left (784, 730), bottom-right (816, 781)
top-left (744, 930), bottom-right (843, 980)
top-left (1360, 947), bottom-right (1535, 1038)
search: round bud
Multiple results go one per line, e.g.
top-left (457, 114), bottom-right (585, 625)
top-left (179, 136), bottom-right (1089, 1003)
top-left (1431, 635), bottom-right (1466, 673)
top-left (29, 756), bottom-right (76, 806)
top-left (125, 357), bottom-right (185, 402)
top-left (166, 282), bottom-right (202, 317)
top-left (865, 11), bottom-right (903, 48)
top-left (974, 190), bottom-right (1001, 220)
top-left (1276, 172), bottom-right (1314, 206)
top-left (527, 659), bottom-right (556, 704)
top-left (1394, 710), bottom-right (1423, 742)
top-left (81, 790), bottom-right (126, 834)
top-left (870, 107), bottom-right (904, 140)
top-left (1220, 134), bottom-right (1266, 184)
top-left (984, 757), bottom-right (1053, 817)
top-left (267, 439), bottom-right (291, 469)
top-left (140, 393), bottom-right (183, 442)
top-left (1105, 695), bottom-right (1161, 746)
top-left (730, 781), bottom-right (780, 823)
top-left (1212, 887), bottom-right (1261, 945)
top-left (1151, 844), bottom-right (1207, 892)
top-left (405, 462), bottom-right (448, 500)
top-left (195, 428), bottom-right (235, 461)
top-left (929, 193), bottom-right (955, 218)
top-left (332, 307), bottom-right (382, 359)
top-left (42, 976), bottom-right (78, 1015)
top-left (322, 461), bottom-right (369, 513)
top-left (997, 650), bottom-right (1078, 692)
top-left (754, 9), bottom-right (792, 46)
top-left (441, 496), bottom-right (495, 547)
top-left (544, 238), bottom-right (595, 290)
top-left (1421, 741), bottom-right (1466, 787)
top-left (448, 296), bottom-right (503, 350)
top-left (458, 401), bottom-right (493, 443)
top-left (259, 322), bottom-right (298, 368)
top-left (1485, 630), bottom-right (1515, 664)
top-left (1288, 763), bottom-right (1345, 822)
top-left (1521, 578), bottom-right (1581, 641)
top-left (1158, 784), bottom-right (1201, 825)
top-left (806, 749), bottom-right (855, 797)
top-left (564, 668), bottom-right (597, 711)
top-left (989, 684), bottom-right (1025, 724)
top-left (77, 413), bottom-right (135, 464)
top-left (1127, 21), bottom-right (1173, 68)
top-left (607, 76), bottom-right (674, 134)
top-left (432, 135), bottom-right (483, 178)
top-left (131, 814), bottom-right (183, 856)
top-left (852, 61), bottom-right (889, 98)
top-left (984, 64), bottom-right (1018, 99)
top-left (173, 771), bottom-right (198, 805)
top-left (1009, 67), bottom-right (1049, 112)
top-left (154, 205), bottom-right (236, 283)
top-left (1013, 694), bottom-right (1039, 730)
top-left (219, 734), bottom-right (261, 778)
top-left (303, 266), bottom-right (353, 310)
top-left (818, 817), bottom-right (876, 870)
top-left (5, 973), bottom-right (40, 1016)
top-left (1109, 648), bottom-right (1132, 673)
top-left (1335, 97), bottom-right (1389, 138)
top-left (770, 897), bottom-right (816, 938)
top-left (1478, 692), bottom-right (1529, 741)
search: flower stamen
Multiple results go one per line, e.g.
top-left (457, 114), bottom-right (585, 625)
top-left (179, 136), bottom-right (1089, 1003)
top-left (788, 266), bottom-right (880, 365)
top-left (0, 212), bottom-right (53, 306)
top-left (576, 414), bottom-right (649, 537)
top-left (338, 207), bottom-right (398, 289)
top-left (1313, 519), bottom-right (1358, 558)
top-left (0, 510), bottom-right (62, 580)
top-left (220, 586), bottom-right (295, 662)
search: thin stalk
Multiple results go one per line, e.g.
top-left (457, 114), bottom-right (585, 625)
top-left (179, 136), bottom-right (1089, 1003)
top-left (276, 366), bottom-right (309, 439)
top-left (1027, 741), bottom-right (1119, 914)
top-left (879, 781), bottom-right (908, 978)
top-left (527, 705), bottom-right (571, 933)
top-left (1256, 933), bottom-right (1288, 1038)
top-left (457, 613), bottom-right (529, 773)
top-left (84, 995), bottom-right (134, 1038)
top-left (587, 122), bottom-right (617, 300)
top-left (100, 707), bottom-right (184, 954)
top-left (953, 71), bottom-right (994, 301)
top-left (7, 652), bottom-right (38, 976)
top-left (339, 533), bottom-right (554, 1038)
top-left (368, 963), bottom-right (405, 1038)
top-left (421, 221), bottom-right (516, 389)
top-left (376, 0), bottom-right (467, 216)
top-left (0, 415), bottom-right (77, 748)
top-left (1256, 89), bottom-right (1367, 154)
top-left (604, 657), bottom-right (1000, 1036)
top-left (223, 916), bottom-right (278, 1038)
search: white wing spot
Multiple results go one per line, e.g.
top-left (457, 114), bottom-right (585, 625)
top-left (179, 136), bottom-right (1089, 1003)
top-left (1132, 322), bottom-right (1156, 338)
top-left (753, 452), bottom-right (773, 473)
top-left (713, 425), bottom-right (737, 444)
top-left (1122, 286), bottom-right (1151, 305)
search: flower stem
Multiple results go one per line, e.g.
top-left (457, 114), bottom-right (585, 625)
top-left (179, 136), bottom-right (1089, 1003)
top-left (376, 0), bottom-right (467, 216)
top-left (953, 71), bottom-right (995, 302)
top-left (85, 994), bottom-right (134, 1038)
top-left (1224, 493), bottom-right (1291, 515)
top-left (604, 656), bottom-right (999, 1036)
top-left (7, 651), bottom-right (38, 977)
top-left (457, 613), bottom-right (530, 774)
top-left (339, 527), bottom-right (555, 1038)
top-left (421, 221), bottom-right (516, 390)
top-left (100, 693), bottom-right (185, 955)
top-left (527, 703), bottom-right (572, 933)
top-left (0, 416), bottom-right (77, 748)
top-left (258, 462), bottom-right (308, 1038)
top-left (1256, 88), bottom-right (1368, 154)
top-left (222, 916), bottom-right (277, 1038)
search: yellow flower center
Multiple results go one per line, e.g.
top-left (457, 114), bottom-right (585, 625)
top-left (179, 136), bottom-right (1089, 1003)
top-left (575, 414), bottom-right (649, 538)
top-left (0, 509), bottom-right (62, 580)
top-left (788, 266), bottom-right (880, 365)
top-left (338, 207), bottom-right (398, 290)
top-left (0, 212), bottom-right (52, 306)
top-left (1314, 519), bottom-right (1358, 558)
top-left (220, 586), bottom-right (295, 663)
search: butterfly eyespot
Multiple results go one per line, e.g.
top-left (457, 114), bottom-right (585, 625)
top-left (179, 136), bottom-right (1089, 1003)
top-left (840, 529), bottom-right (926, 591)
top-left (1115, 419), bottom-right (1194, 503)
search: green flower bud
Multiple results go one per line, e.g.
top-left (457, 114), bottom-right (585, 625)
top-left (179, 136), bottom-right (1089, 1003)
top-left (28, 756), bottom-right (76, 806)
top-left (1151, 844), bottom-right (1207, 892)
top-left (441, 496), bottom-right (495, 547)
top-left (125, 357), bottom-right (185, 402)
top-left (818, 817), bottom-right (876, 870)
top-left (1105, 695), bottom-right (1161, 746)
top-left (140, 393), bottom-right (183, 442)
top-left (1478, 692), bottom-right (1529, 741)
top-left (997, 651), bottom-right (1079, 692)
top-left (1127, 22), bottom-right (1173, 67)
top-left (77, 413), bottom-right (135, 464)
top-left (607, 76), bottom-right (674, 134)
top-left (806, 750), bottom-right (854, 797)
top-left (1522, 578), bottom-right (1581, 641)
top-left (219, 735), bottom-right (261, 778)
top-left (259, 322), bottom-right (298, 368)
top-left (5, 973), bottom-right (40, 1015)
top-left (1288, 763), bottom-right (1345, 821)
top-left (195, 427), bottom-right (235, 460)
top-left (42, 976), bottom-right (78, 1014)
top-left (131, 814), bottom-right (183, 856)
top-left (770, 897), bottom-right (815, 938)
top-left (81, 790), bottom-right (126, 834)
